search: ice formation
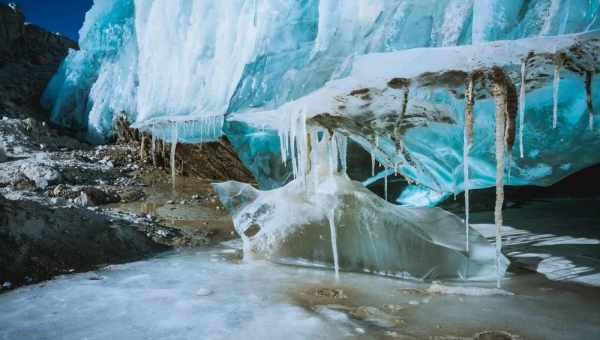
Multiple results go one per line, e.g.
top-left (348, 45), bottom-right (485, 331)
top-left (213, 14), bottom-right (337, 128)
top-left (214, 130), bottom-right (508, 281)
top-left (215, 173), bottom-right (507, 281)
top-left (42, 0), bottom-right (600, 198)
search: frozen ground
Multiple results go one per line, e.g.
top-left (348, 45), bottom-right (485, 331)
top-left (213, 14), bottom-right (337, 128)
top-left (1, 244), bottom-right (599, 340)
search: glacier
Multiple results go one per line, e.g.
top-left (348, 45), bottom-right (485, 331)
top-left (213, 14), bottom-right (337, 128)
top-left (39, 0), bottom-right (600, 281)
top-left (42, 0), bottom-right (600, 198)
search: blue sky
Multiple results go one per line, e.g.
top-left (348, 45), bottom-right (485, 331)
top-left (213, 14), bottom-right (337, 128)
top-left (2, 0), bottom-right (93, 41)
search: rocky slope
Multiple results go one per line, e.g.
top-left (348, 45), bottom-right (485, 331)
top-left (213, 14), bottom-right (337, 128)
top-left (0, 3), bottom-right (77, 120)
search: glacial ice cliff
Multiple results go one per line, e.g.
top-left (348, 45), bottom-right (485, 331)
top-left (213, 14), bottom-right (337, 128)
top-left (42, 0), bottom-right (600, 203)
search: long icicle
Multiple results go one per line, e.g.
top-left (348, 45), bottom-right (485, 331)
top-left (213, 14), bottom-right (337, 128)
top-left (494, 91), bottom-right (506, 289)
top-left (552, 55), bottom-right (562, 129)
top-left (170, 123), bottom-right (178, 190)
top-left (328, 208), bottom-right (340, 281)
top-left (371, 150), bottom-right (376, 177)
top-left (384, 168), bottom-right (388, 201)
top-left (518, 54), bottom-right (529, 158)
top-left (464, 74), bottom-right (475, 253)
top-left (491, 68), bottom-right (511, 288)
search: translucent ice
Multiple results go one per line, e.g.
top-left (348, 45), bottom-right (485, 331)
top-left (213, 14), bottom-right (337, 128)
top-left (213, 174), bottom-right (508, 281)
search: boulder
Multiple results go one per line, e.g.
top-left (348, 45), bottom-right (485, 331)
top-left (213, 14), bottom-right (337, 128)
top-left (20, 163), bottom-right (61, 189)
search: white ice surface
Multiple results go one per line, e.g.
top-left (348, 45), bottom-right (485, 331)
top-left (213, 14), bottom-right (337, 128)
top-left (0, 249), bottom-right (355, 340)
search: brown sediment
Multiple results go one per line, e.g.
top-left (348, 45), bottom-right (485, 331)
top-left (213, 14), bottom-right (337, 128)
top-left (417, 70), bottom-right (469, 88)
top-left (464, 75), bottom-right (475, 147)
top-left (350, 88), bottom-right (370, 96)
top-left (387, 77), bottom-right (411, 89)
top-left (393, 85), bottom-right (410, 148)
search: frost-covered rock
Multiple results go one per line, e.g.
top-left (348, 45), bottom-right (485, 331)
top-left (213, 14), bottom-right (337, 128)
top-left (20, 163), bottom-right (61, 189)
top-left (214, 173), bottom-right (508, 281)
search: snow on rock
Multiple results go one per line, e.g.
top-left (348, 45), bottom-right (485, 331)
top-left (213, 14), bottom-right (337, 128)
top-left (20, 163), bottom-right (61, 189)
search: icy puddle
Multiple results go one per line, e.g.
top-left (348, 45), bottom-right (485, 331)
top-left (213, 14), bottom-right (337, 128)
top-left (1, 247), bottom-right (600, 340)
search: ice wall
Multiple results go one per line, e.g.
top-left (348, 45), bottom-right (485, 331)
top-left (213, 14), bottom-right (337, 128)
top-left (233, 30), bottom-right (600, 201)
top-left (42, 0), bottom-right (600, 195)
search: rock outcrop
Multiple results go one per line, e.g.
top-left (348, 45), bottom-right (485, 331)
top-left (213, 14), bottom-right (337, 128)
top-left (115, 115), bottom-right (257, 184)
top-left (0, 193), bottom-right (169, 287)
top-left (0, 3), bottom-right (77, 120)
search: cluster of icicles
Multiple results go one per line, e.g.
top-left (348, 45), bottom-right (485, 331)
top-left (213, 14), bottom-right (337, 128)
top-left (136, 115), bottom-right (224, 189)
top-left (277, 108), bottom-right (350, 281)
top-left (275, 53), bottom-right (596, 288)
top-left (464, 50), bottom-right (597, 287)
top-left (518, 51), bottom-right (596, 158)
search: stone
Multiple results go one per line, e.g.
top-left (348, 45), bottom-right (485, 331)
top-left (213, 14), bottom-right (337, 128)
top-left (0, 143), bottom-right (7, 162)
top-left (21, 164), bottom-right (61, 189)
top-left (75, 187), bottom-right (120, 207)
top-left (118, 187), bottom-right (145, 203)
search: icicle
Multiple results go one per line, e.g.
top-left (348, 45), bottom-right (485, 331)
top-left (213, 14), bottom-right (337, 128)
top-left (518, 57), bottom-right (528, 158)
top-left (384, 169), bottom-right (388, 201)
top-left (585, 71), bottom-right (595, 130)
top-left (290, 111), bottom-right (298, 179)
top-left (463, 74), bottom-right (475, 253)
top-left (170, 123), bottom-right (178, 190)
top-left (552, 56), bottom-right (562, 129)
top-left (328, 132), bottom-right (338, 177)
top-left (310, 131), bottom-right (319, 192)
top-left (371, 150), bottom-right (376, 176)
top-left (327, 208), bottom-right (339, 281)
top-left (279, 128), bottom-right (287, 167)
top-left (335, 133), bottom-right (348, 174)
top-left (151, 134), bottom-right (157, 167)
top-left (297, 108), bottom-right (309, 184)
top-left (491, 68), bottom-right (511, 289)
top-left (140, 133), bottom-right (146, 161)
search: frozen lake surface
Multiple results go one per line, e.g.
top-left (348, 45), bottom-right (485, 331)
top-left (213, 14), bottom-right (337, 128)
top-left (1, 243), bottom-right (600, 340)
